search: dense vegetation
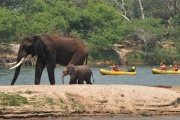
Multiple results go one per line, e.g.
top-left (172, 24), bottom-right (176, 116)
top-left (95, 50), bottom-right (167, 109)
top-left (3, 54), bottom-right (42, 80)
top-left (0, 0), bottom-right (179, 64)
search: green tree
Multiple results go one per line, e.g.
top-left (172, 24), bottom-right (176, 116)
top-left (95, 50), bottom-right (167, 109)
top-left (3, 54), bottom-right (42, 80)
top-left (0, 8), bottom-right (24, 42)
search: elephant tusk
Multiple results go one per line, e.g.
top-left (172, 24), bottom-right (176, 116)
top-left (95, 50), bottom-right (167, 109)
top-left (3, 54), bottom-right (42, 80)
top-left (9, 58), bottom-right (25, 70)
top-left (6, 62), bottom-right (17, 67)
top-left (6, 61), bottom-right (17, 65)
top-left (5, 61), bottom-right (17, 68)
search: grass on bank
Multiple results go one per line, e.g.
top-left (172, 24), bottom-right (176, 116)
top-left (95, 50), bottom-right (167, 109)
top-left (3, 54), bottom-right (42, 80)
top-left (65, 92), bottom-right (85, 113)
top-left (0, 92), bottom-right (28, 107)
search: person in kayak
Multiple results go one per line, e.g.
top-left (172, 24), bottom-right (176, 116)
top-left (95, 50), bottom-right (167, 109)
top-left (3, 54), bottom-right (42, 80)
top-left (172, 62), bottom-right (179, 71)
top-left (111, 64), bottom-right (122, 71)
top-left (159, 62), bottom-right (167, 71)
top-left (128, 64), bottom-right (136, 72)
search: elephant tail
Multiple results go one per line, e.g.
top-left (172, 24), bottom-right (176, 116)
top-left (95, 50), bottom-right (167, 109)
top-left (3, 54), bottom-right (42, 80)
top-left (85, 53), bottom-right (88, 65)
top-left (62, 74), bottom-right (65, 85)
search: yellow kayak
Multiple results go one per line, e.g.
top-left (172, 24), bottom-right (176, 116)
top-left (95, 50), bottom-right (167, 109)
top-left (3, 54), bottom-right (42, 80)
top-left (99, 69), bottom-right (136, 75)
top-left (152, 68), bottom-right (180, 74)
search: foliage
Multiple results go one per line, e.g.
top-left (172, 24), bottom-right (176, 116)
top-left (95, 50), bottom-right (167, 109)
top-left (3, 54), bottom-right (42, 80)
top-left (0, 8), bottom-right (24, 42)
top-left (145, 47), bottom-right (180, 65)
top-left (126, 53), bottom-right (144, 64)
top-left (0, 0), bottom-right (179, 64)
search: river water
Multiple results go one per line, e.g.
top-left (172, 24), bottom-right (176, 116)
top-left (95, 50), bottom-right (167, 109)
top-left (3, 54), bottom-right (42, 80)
top-left (0, 65), bottom-right (180, 120)
top-left (0, 65), bottom-right (180, 86)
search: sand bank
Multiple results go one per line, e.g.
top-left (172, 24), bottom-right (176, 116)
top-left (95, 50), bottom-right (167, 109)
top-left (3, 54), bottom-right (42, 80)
top-left (0, 85), bottom-right (179, 118)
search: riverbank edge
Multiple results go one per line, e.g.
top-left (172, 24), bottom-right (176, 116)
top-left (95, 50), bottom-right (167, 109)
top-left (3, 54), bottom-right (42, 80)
top-left (0, 85), bottom-right (179, 118)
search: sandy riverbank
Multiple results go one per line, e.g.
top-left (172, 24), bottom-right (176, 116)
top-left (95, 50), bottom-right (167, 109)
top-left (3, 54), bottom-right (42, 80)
top-left (0, 85), bottom-right (179, 118)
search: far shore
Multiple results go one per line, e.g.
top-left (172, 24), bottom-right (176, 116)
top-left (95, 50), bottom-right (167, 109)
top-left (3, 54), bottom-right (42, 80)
top-left (0, 43), bottom-right (150, 66)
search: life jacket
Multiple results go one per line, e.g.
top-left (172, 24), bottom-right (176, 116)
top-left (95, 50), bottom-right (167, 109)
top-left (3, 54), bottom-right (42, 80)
top-left (128, 66), bottom-right (136, 72)
top-left (132, 66), bottom-right (136, 70)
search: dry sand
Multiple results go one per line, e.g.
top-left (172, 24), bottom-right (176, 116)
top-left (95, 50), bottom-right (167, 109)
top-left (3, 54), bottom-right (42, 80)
top-left (0, 85), bottom-right (180, 118)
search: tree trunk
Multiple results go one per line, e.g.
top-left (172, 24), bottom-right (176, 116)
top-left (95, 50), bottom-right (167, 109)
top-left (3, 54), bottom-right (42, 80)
top-left (113, 0), bottom-right (130, 21)
top-left (174, 0), bottom-right (179, 15)
top-left (137, 0), bottom-right (145, 20)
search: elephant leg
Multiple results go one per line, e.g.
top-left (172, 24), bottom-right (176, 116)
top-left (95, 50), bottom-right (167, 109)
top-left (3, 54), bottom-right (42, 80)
top-left (69, 80), bottom-right (74, 84)
top-left (46, 63), bottom-right (56, 85)
top-left (78, 80), bottom-right (84, 84)
top-left (69, 73), bottom-right (77, 84)
top-left (86, 79), bottom-right (92, 84)
top-left (35, 59), bottom-right (45, 85)
top-left (69, 79), bottom-right (77, 84)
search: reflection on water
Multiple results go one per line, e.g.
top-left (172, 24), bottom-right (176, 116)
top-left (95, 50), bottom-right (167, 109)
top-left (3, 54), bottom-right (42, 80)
top-left (1, 65), bottom-right (180, 86)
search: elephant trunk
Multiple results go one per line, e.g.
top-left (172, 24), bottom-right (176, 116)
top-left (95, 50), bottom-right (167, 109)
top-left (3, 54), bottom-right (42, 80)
top-left (11, 64), bottom-right (22, 85)
top-left (62, 68), bottom-right (68, 84)
top-left (10, 50), bottom-right (26, 85)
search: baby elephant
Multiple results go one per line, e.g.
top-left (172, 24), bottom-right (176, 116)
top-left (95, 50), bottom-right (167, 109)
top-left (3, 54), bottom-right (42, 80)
top-left (62, 64), bottom-right (95, 84)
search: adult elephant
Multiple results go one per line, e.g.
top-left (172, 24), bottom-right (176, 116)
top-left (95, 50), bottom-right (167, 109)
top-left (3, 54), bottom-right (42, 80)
top-left (9, 34), bottom-right (88, 85)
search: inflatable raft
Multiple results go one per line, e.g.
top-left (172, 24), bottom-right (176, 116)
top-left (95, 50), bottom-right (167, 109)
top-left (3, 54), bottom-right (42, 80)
top-left (152, 68), bottom-right (180, 74)
top-left (99, 69), bottom-right (136, 75)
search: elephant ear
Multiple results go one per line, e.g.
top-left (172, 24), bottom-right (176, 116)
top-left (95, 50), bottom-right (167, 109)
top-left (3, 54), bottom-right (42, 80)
top-left (32, 35), bottom-right (46, 58)
top-left (67, 65), bottom-right (76, 75)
